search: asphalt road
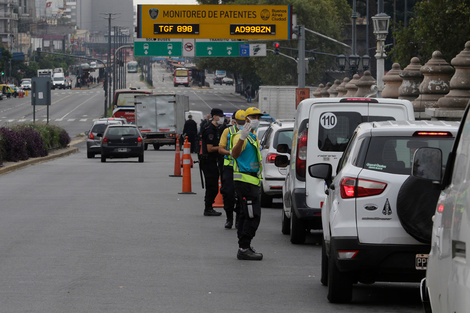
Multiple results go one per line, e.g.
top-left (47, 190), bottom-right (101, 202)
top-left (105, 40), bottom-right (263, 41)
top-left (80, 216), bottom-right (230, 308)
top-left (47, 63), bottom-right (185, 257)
top-left (0, 69), bottom-right (424, 312)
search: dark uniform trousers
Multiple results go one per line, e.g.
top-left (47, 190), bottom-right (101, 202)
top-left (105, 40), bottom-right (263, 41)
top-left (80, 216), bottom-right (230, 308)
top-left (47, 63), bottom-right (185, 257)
top-left (200, 157), bottom-right (220, 211)
top-left (221, 165), bottom-right (238, 221)
top-left (234, 180), bottom-right (261, 249)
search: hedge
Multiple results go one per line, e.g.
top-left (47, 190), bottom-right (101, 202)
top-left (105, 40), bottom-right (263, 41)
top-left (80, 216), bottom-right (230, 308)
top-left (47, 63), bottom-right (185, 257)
top-left (0, 123), bottom-right (70, 166)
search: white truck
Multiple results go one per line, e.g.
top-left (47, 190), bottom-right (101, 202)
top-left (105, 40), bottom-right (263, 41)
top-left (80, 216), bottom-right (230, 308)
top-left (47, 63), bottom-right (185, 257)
top-left (52, 72), bottom-right (66, 89)
top-left (135, 93), bottom-right (189, 150)
top-left (258, 86), bottom-right (315, 120)
top-left (37, 69), bottom-right (53, 83)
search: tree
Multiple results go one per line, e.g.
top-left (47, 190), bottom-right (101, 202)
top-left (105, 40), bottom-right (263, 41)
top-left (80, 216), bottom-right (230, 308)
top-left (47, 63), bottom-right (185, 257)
top-left (196, 0), bottom-right (351, 87)
top-left (391, 0), bottom-right (470, 66)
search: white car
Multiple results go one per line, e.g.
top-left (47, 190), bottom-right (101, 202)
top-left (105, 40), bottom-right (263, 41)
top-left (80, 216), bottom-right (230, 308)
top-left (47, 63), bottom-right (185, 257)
top-left (222, 77), bottom-right (234, 85)
top-left (20, 78), bottom-right (31, 90)
top-left (418, 104), bottom-right (470, 313)
top-left (277, 97), bottom-right (415, 244)
top-left (259, 119), bottom-right (294, 207)
top-left (309, 120), bottom-right (459, 303)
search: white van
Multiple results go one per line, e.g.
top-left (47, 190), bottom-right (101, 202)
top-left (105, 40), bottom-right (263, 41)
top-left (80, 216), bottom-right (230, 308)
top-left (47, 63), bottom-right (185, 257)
top-left (416, 102), bottom-right (470, 313)
top-left (277, 97), bottom-right (415, 244)
top-left (52, 72), bottom-right (65, 89)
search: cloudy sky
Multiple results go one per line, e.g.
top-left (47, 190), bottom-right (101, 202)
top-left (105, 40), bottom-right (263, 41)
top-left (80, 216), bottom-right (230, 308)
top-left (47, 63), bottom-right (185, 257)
top-left (133, 0), bottom-right (199, 5)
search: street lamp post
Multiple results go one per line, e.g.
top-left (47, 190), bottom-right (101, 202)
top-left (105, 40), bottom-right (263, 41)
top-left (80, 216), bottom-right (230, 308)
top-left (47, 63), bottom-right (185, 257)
top-left (372, 12), bottom-right (391, 98)
top-left (336, 54), bottom-right (370, 77)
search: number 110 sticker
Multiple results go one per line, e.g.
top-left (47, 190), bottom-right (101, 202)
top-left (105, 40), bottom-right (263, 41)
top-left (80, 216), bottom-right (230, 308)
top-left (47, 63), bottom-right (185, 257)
top-left (320, 112), bottom-right (337, 129)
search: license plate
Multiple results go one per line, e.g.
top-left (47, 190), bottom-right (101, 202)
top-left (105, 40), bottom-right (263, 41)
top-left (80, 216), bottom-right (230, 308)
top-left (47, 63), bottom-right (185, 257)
top-left (117, 148), bottom-right (127, 152)
top-left (415, 254), bottom-right (428, 270)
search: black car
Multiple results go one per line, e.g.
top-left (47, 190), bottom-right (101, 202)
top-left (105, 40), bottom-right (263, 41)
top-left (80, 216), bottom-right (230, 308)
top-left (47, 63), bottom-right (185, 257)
top-left (101, 124), bottom-right (144, 163)
top-left (213, 77), bottom-right (223, 85)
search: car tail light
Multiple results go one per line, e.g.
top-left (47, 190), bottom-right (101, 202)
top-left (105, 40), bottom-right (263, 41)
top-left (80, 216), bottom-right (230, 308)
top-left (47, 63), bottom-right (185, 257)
top-left (296, 129), bottom-right (308, 179)
top-left (137, 137), bottom-right (143, 142)
top-left (337, 250), bottom-right (358, 259)
top-left (340, 177), bottom-right (387, 199)
top-left (266, 153), bottom-right (278, 163)
top-left (88, 132), bottom-right (94, 139)
top-left (413, 131), bottom-right (453, 137)
top-left (102, 137), bottom-right (108, 143)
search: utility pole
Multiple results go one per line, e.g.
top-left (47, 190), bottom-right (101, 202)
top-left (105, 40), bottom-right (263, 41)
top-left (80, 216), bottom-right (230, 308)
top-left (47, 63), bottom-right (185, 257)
top-left (100, 13), bottom-right (118, 114)
top-left (297, 25), bottom-right (305, 88)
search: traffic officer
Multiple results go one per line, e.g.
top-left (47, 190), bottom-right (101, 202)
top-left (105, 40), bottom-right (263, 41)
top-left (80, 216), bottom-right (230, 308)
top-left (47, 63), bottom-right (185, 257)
top-left (218, 110), bottom-right (245, 229)
top-left (230, 107), bottom-right (264, 260)
top-left (200, 108), bottom-right (224, 217)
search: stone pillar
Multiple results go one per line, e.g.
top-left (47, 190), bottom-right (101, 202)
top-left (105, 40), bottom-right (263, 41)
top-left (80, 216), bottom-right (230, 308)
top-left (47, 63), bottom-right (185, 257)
top-left (344, 74), bottom-right (360, 97)
top-left (313, 84), bottom-right (324, 97)
top-left (321, 82), bottom-right (332, 97)
top-left (437, 41), bottom-right (470, 110)
top-left (382, 63), bottom-right (402, 98)
top-left (413, 51), bottom-right (454, 112)
top-left (328, 79), bottom-right (341, 97)
top-left (355, 71), bottom-right (376, 97)
top-left (336, 77), bottom-right (349, 97)
top-left (399, 57), bottom-right (423, 103)
top-left (329, 79), bottom-right (341, 97)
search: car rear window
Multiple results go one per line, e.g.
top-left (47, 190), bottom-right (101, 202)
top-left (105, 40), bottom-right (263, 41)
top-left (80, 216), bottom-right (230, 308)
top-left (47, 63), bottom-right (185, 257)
top-left (318, 112), bottom-right (394, 152)
top-left (91, 124), bottom-right (108, 134)
top-left (362, 136), bottom-right (455, 175)
top-left (107, 127), bottom-right (138, 136)
top-left (273, 129), bottom-right (293, 150)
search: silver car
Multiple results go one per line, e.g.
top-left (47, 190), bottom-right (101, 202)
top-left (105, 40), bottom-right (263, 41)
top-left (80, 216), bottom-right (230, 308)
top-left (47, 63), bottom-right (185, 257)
top-left (86, 119), bottom-right (125, 158)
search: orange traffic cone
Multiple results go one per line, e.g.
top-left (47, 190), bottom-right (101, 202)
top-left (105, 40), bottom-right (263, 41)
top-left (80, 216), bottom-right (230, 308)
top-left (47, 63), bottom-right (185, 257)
top-left (179, 137), bottom-right (196, 194)
top-left (169, 135), bottom-right (182, 177)
top-left (213, 178), bottom-right (224, 208)
top-left (181, 141), bottom-right (194, 168)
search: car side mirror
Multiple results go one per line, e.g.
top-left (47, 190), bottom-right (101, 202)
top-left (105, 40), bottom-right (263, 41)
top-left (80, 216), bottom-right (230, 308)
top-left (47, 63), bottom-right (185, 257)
top-left (276, 143), bottom-right (290, 154)
top-left (274, 155), bottom-right (289, 167)
top-left (308, 163), bottom-right (333, 187)
top-left (412, 147), bottom-right (443, 182)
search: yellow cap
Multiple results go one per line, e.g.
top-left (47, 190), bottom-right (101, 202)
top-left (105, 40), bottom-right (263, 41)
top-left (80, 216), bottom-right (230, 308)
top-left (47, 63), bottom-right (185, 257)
top-left (245, 107), bottom-right (264, 117)
top-left (234, 109), bottom-right (246, 121)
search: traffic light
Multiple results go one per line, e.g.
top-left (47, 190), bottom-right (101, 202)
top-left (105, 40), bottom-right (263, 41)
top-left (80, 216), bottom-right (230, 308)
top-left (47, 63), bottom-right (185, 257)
top-left (36, 47), bottom-right (41, 62)
top-left (273, 42), bottom-right (280, 55)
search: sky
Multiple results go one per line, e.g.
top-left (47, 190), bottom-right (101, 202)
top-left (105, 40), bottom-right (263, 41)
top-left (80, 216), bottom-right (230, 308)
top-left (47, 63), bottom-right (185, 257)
top-left (133, 0), bottom-right (199, 5)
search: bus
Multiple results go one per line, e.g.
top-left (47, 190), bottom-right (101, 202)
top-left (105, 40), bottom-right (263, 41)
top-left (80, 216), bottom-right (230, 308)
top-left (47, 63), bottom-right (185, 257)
top-left (174, 67), bottom-right (190, 87)
top-left (127, 61), bottom-right (138, 73)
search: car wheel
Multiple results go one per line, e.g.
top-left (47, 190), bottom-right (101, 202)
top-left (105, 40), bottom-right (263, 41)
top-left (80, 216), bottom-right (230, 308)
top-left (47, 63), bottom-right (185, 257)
top-left (281, 210), bottom-right (290, 235)
top-left (321, 238), bottom-right (328, 286)
top-left (397, 176), bottom-right (440, 243)
top-left (87, 151), bottom-right (94, 159)
top-left (327, 248), bottom-right (353, 303)
top-left (138, 154), bottom-right (144, 163)
top-left (101, 154), bottom-right (106, 163)
top-left (290, 211), bottom-right (306, 244)
top-left (260, 184), bottom-right (273, 207)
top-left (153, 144), bottom-right (160, 150)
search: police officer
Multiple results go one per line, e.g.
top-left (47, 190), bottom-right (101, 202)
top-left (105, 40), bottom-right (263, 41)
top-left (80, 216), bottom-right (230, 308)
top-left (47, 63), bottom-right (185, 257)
top-left (218, 110), bottom-right (245, 229)
top-left (200, 108), bottom-right (224, 216)
top-left (230, 107), bottom-right (264, 260)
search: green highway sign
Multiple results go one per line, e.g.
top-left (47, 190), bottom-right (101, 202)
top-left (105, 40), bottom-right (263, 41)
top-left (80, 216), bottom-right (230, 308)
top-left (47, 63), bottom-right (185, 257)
top-left (134, 40), bottom-right (266, 57)
top-left (134, 41), bottom-right (183, 56)
top-left (195, 42), bottom-right (240, 57)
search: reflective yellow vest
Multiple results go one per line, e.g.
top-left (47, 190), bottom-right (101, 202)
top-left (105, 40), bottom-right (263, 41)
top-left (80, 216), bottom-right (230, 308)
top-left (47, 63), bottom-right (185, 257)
top-left (233, 132), bottom-right (262, 186)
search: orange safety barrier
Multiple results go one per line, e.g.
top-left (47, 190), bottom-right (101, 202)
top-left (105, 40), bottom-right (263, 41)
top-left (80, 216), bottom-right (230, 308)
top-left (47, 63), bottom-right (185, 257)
top-left (213, 178), bottom-right (224, 208)
top-left (179, 136), bottom-right (196, 194)
top-left (169, 135), bottom-right (182, 177)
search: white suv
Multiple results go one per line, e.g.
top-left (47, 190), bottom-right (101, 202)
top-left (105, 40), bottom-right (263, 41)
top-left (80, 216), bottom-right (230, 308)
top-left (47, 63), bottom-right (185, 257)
top-left (309, 120), bottom-right (459, 303)
top-left (277, 97), bottom-right (415, 244)
top-left (259, 119), bottom-right (294, 207)
top-left (417, 104), bottom-right (470, 313)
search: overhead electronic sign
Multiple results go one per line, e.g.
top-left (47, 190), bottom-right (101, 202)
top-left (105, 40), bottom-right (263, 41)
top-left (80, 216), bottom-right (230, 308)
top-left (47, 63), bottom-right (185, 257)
top-left (137, 5), bottom-right (292, 40)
